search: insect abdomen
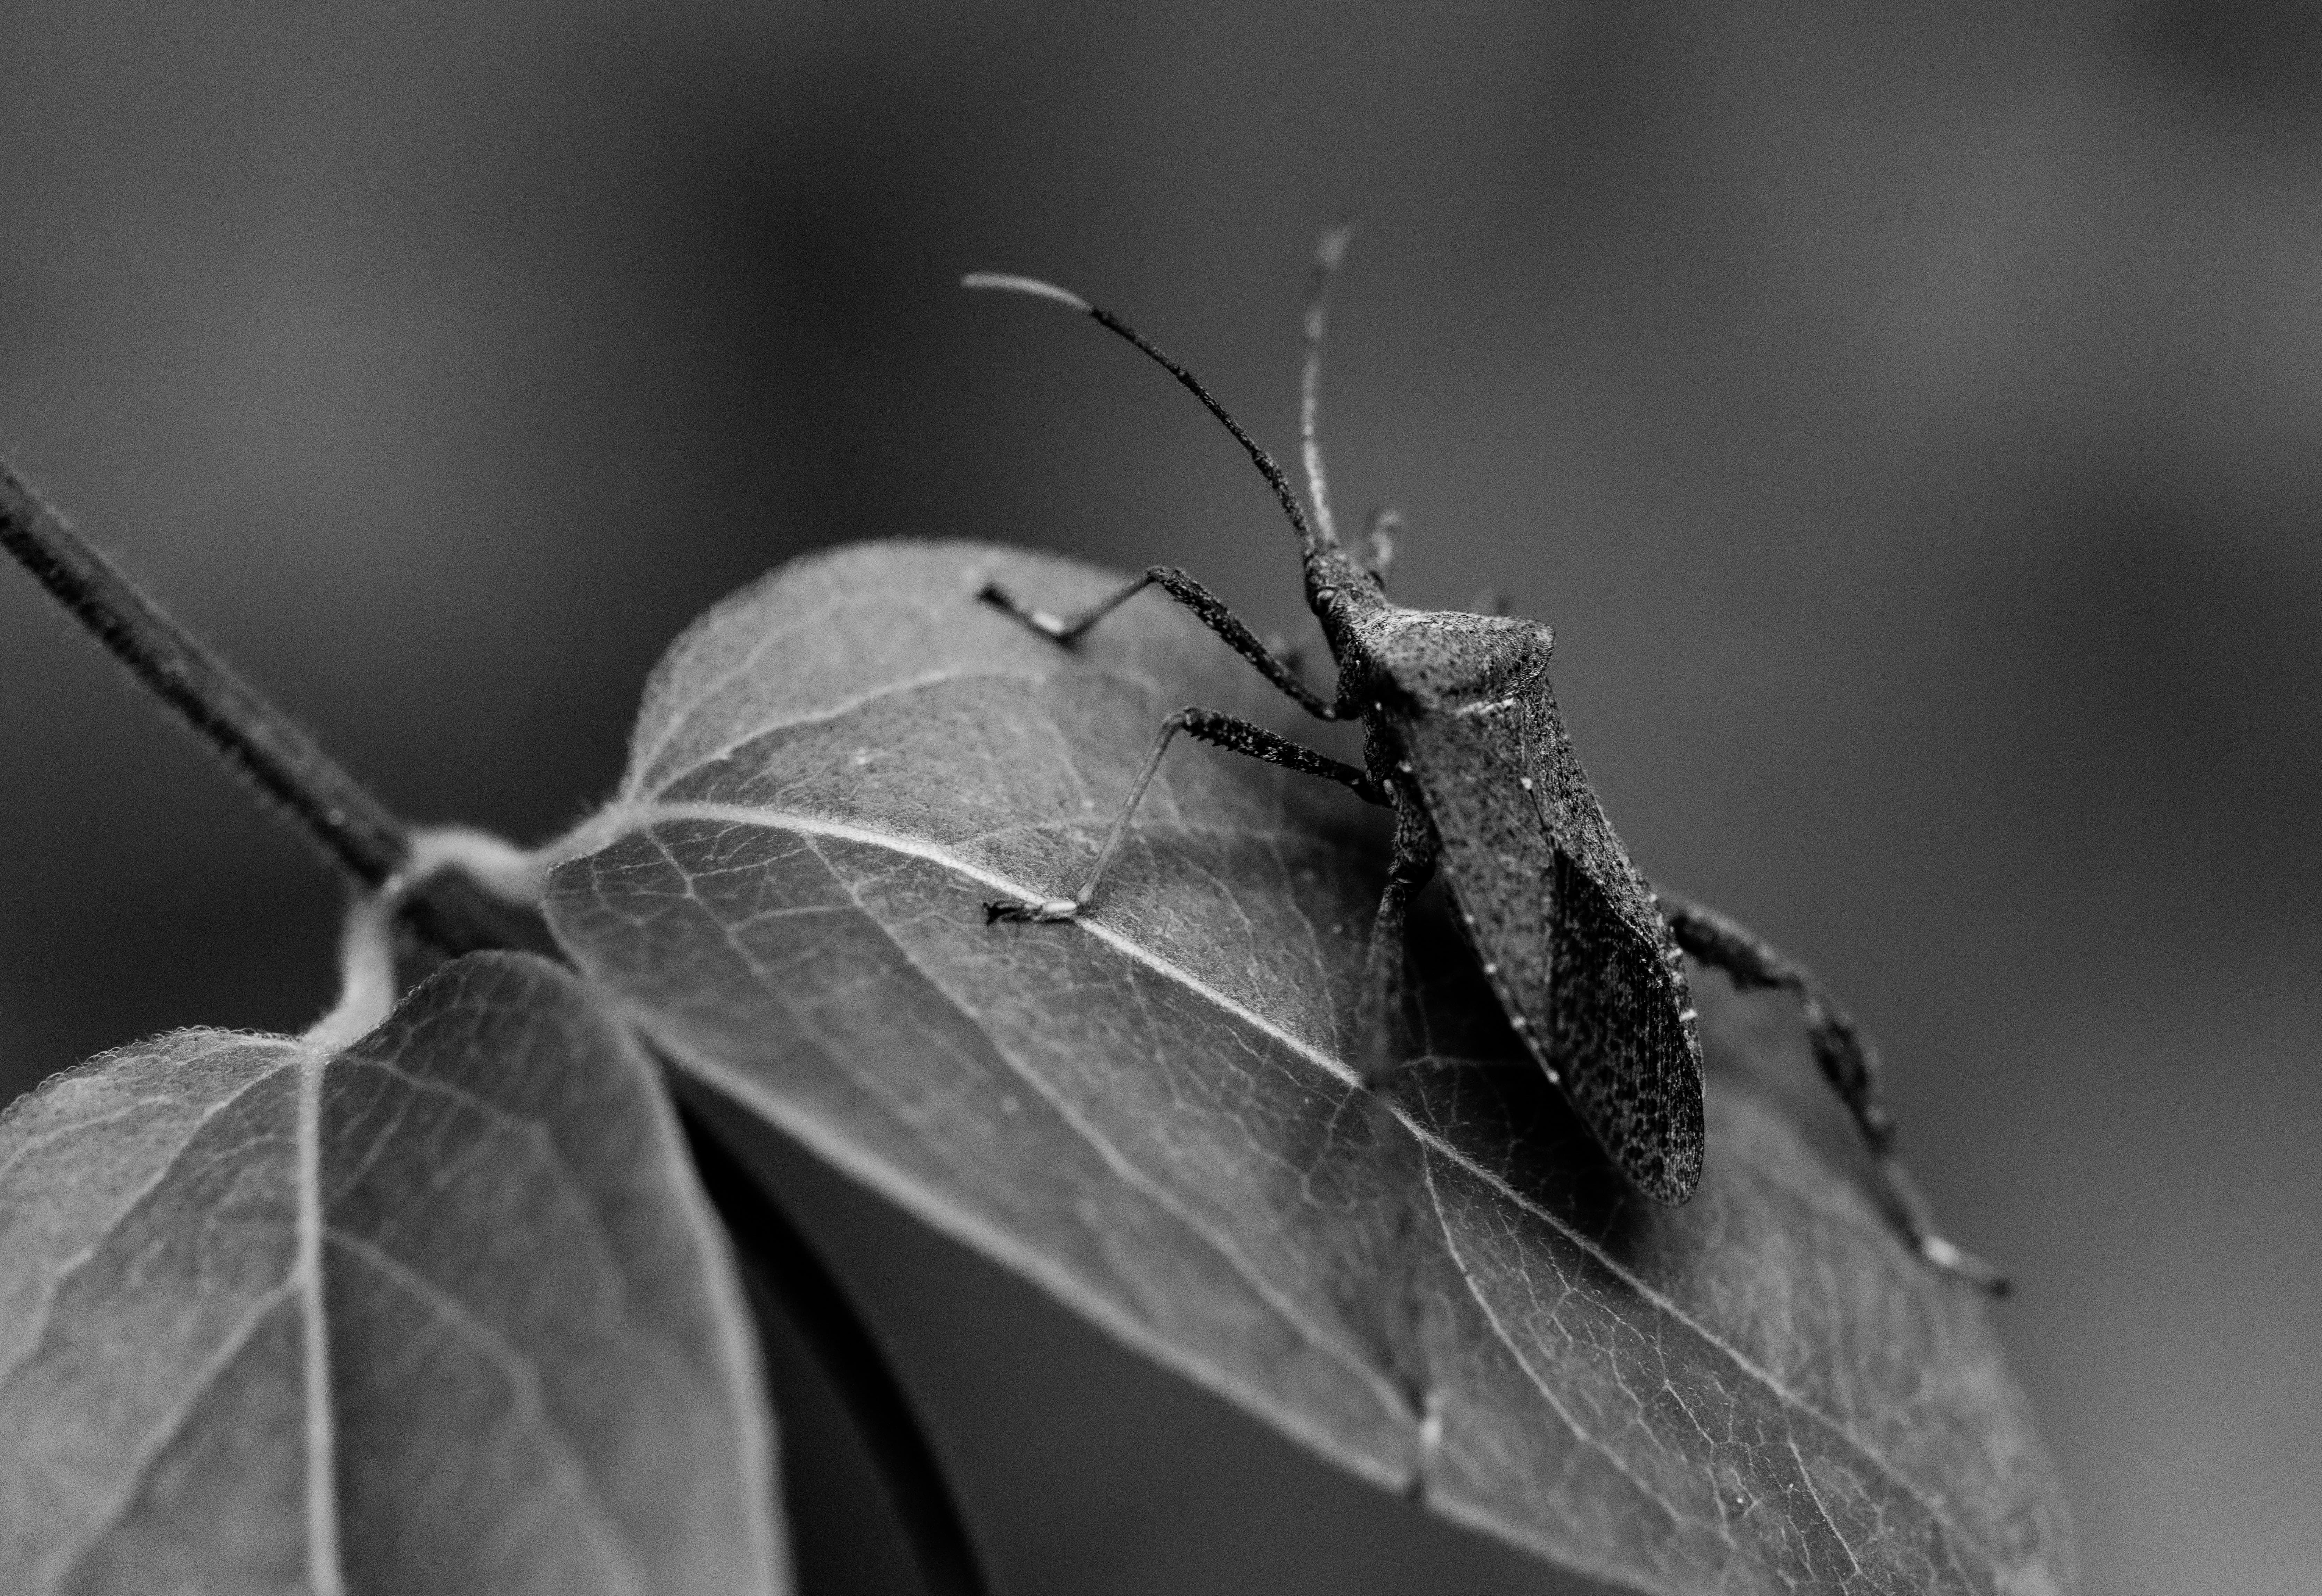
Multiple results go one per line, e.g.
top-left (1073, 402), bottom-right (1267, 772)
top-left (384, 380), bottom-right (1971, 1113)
top-left (1547, 851), bottom-right (1704, 1202)
top-left (1396, 691), bottom-right (1705, 1204)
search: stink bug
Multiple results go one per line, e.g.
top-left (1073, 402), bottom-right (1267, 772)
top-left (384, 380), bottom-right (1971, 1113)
top-left (965, 229), bottom-right (2002, 1293)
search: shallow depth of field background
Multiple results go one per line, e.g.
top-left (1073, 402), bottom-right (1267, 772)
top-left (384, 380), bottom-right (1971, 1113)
top-left (2, 5), bottom-right (2315, 1592)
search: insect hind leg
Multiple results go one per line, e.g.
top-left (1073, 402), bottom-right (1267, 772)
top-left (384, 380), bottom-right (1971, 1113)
top-left (1655, 889), bottom-right (2009, 1296)
top-left (986, 706), bottom-right (1385, 923)
top-left (978, 565), bottom-right (1337, 720)
top-left (1357, 788), bottom-right (1441, 1091)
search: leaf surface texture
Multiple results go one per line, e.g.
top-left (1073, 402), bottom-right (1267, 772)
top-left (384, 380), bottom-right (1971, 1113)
top-left (548, 540), bottom-right (2075, 1596)
top-left (0, 953), bottom-right (785, 1596)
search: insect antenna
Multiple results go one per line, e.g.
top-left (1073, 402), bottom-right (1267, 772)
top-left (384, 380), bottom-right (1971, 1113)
top-left (1301, 218), bottom-right (1356, 551)
top-left (962, 271), bottom-right (1338, 559)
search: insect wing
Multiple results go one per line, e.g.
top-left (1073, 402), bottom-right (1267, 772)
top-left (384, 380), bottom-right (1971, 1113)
top-left (1397, 686), bottom-right (1705, 1203)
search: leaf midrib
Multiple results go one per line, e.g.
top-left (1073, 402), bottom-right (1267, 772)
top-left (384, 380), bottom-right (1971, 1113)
top-left (295, 1040), bottom-right (348, 1596)
top-left (585, 796), bottom-right (2004, 1580)
top-left (789, 826), bottom-right (1418, 1433)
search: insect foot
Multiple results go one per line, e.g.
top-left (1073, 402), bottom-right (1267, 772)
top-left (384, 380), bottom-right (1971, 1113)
top-left (1659, 890), bottom-right (2009, 1297)
top-left (964, 232), bottom-right (2005, 1295)
top-left (985, 896), bottom-right (1083, 924)
top-left (1922, 1235), bottom-right (2009, 1297)
top-left (976, 580), bottom-right (1077, 641)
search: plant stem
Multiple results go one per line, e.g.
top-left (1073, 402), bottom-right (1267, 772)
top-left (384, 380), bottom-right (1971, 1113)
top-left (2, 453), bottom-right (991, 1595)
top-left (678, 1089), bottom-right (991, 1596)
top-left (0, 460), bottom-right (526, 955)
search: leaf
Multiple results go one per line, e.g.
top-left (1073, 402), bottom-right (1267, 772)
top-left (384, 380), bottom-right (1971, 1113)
top-left (0, 952), bottom-right (787, 1596)
top-left (545, 539), bottom-right (2077, 1596)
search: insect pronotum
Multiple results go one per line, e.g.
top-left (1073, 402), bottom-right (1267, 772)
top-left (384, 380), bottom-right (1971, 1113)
top-left (964, 229), bottom-right (2003, 1294)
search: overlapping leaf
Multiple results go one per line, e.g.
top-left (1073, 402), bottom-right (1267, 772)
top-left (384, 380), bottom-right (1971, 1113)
top-left (546, 539), bottom-right (2076, 1596)
top-left (0, 953), bottom-right (786, 1596)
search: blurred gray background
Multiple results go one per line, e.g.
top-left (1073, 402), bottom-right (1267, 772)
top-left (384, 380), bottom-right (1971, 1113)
top-left (3, 3), bottom-right (2316, 1592)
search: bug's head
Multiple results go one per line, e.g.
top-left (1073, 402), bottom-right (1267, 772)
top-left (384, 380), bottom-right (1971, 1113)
top-left (1353, 605), bottom-right (1556, 712)
top-left (1302, 541), bottom-right (1384, 602)
top-left (1298, 541), bottom-right (1393, 663)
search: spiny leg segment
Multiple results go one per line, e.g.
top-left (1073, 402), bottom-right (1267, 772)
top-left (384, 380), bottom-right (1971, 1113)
top-left (979, 564), bottom-right (1338, 720)
top-left (986, 706), bottom-right (1385, 923)
top-left (969, 235), bottom-right (1368, 718)
top-left (969, 243), bottom-right (1440, 1067)
top-left (1656, 889), bottom-right (2008, 1295)
top-left (1357, 789), bottom-right (1442, 1089)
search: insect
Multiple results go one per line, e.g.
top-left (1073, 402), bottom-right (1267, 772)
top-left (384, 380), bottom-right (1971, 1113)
top-left (965, 229), bottom-right (2003, 1293)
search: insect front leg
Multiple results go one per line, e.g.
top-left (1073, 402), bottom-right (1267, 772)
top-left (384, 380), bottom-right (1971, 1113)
top-left (978, 565), bottom-right (1338, 719)
top-left (1655, 889), bottom-right (2009, 1296)
top-left (1356, 787), bottom-right (1441, 1091)
top-left (986, 706), bottom-right (1386, 923)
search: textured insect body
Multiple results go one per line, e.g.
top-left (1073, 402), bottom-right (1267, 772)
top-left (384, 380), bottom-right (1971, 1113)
top-left (965, 238), bottom-right (2002, 1290)
top-left (1322, 566), bottom-right (1706, 1203)
top-left (1375, 623), bottom-right (1706, 1204)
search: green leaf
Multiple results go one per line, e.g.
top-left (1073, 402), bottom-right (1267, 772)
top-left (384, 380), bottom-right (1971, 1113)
top-left (0, 952), bottom-right (786, 1596)
top-left (547, 539), bottom-right (2077, 1596)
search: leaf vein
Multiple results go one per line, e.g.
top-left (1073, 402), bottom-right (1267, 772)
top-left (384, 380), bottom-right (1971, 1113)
top-left (780, 826), bottom-right (1416, 1432)
top-left (328, 1230), bottom-right (655, 1596)
top-left (1790, 1436), bottom-right (1866, 1583)
top-left (598, 798), bottom-right (2004, 1575)
top-left (43, 1280), bottom-right (301, 1589)
top-left (1422, 1152), bottom-right (1689, 1536)
top-left (645, 668), bottom-right (1050, 798)
top-left (0, 1057), bottom-right (295, 1391)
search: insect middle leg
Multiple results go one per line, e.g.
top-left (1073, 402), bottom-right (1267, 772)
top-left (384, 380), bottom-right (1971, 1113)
top-left (986, 705), bottom-right (1386, 923)
top-left (979, 565), bottom-right (1337, 720)
top-left (1655, 889), bottom-right (2008, 1295)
